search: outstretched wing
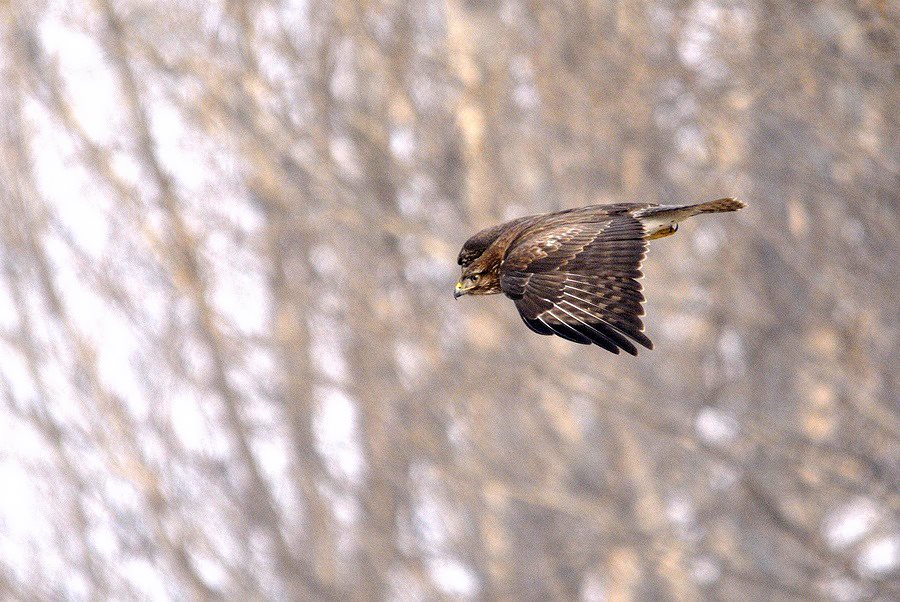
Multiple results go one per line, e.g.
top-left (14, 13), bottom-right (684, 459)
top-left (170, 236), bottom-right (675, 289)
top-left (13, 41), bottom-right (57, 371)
top-left (499, 217), bottom-right (652, 355)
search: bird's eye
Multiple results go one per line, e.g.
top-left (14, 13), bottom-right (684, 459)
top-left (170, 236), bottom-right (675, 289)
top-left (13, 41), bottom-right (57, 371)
top-left (472, 274), bottom-right (480, 282)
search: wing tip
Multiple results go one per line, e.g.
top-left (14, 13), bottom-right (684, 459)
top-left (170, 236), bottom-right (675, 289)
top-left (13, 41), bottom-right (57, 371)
top-left (522, 315), bottom-right (554, 336)
top-left (522, 313), bottom-right (654, 355)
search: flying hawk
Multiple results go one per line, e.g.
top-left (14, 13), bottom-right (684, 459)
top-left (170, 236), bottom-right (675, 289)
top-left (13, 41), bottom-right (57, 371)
top-left (454, 198), bottom-right (745, 355)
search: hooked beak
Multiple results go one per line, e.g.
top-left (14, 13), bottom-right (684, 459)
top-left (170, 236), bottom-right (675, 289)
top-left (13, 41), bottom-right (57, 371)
top-left (454, 281), bottom-right (465, 299)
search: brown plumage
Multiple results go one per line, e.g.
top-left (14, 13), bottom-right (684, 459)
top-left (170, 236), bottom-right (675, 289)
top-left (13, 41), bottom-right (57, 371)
top-left (454, 198), bottom-right (746, 355)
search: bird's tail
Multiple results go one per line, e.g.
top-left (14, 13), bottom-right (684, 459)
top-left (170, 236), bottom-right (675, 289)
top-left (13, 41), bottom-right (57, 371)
top-left (635, 198), bottom-right (745, 240)
top-left (637, 197), bottom-right (746, 220)
top-left (687, 197), bottom-right (747, 214)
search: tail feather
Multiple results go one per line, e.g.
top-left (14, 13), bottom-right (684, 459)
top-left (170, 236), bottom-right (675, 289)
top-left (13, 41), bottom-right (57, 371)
top-left (692, 197), bottom-right (747, 214)
top-left (635, 197), bottom-right (745, 240)
top-left (636, 197), bottom-right (746, 220)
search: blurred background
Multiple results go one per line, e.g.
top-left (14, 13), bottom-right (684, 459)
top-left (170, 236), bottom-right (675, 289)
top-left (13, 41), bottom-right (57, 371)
top-left (0, 0), bottom-right (897, 599)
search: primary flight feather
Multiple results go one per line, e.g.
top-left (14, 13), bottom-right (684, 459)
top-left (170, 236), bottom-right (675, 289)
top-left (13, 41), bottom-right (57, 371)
top-left (454, 198), bottom-right (746, 355)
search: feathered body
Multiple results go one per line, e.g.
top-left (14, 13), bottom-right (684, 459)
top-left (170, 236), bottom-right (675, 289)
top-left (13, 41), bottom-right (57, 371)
top-left (454, 198), bottom-right (746, 355)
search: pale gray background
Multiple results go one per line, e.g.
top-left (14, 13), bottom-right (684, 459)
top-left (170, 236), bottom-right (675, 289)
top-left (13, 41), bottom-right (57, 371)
top-left (0, 0), bottom-right (897, 599)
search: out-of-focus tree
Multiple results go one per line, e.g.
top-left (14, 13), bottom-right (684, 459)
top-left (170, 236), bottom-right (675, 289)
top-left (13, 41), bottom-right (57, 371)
top-left (0, 0), bottom-right (896, 599)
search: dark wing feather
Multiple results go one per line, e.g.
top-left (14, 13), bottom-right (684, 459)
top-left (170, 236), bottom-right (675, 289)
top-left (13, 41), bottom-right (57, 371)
top-left (499, 217), bottom-right (652, 355)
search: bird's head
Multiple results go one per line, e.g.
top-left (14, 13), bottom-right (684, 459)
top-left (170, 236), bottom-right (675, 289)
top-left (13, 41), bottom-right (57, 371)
top-left (454, 265), bottom-right (501, 298)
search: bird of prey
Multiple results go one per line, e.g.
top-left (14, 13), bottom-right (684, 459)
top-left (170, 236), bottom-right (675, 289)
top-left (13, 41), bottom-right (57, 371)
top-left (454, 198), bottom-right (745, 355)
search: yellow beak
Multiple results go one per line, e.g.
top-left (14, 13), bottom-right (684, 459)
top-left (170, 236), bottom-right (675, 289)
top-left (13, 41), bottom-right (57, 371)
top-left (454, 281), bottom-right (464, 299)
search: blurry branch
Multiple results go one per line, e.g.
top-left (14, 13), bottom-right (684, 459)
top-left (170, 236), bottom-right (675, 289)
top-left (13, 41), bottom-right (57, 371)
top-left (0, 225), bottom-right (110, 597)
top-left (539, 360), bottom-right (896, 588)
top-left (96, 1), bottom-right (335, 598)
top-left (131, 31), bottom-right (436, 244)
top-left (740, 472), bottom-right (900, 599)
top-left (218, 17), bottom-right (345, 587)
top-left (612, 417), bottom-right (699, 600)
top-left (14, 178), bottom-right (218, 597)
top-left (718, 564), bottom-right (813, 600)
top-left (444, 0), bottom-right (495, 225)
top-left (266, 188), bottom-right (342, 590)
